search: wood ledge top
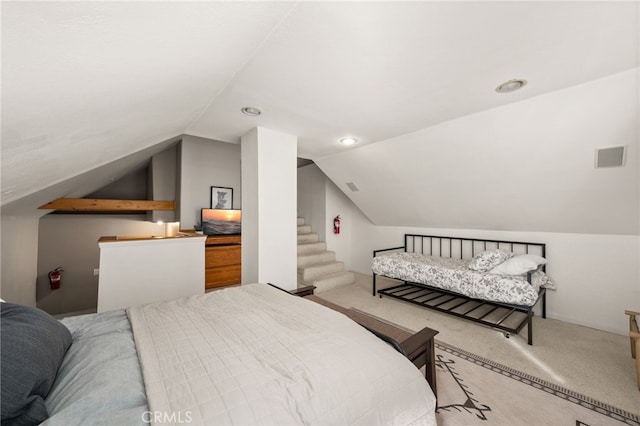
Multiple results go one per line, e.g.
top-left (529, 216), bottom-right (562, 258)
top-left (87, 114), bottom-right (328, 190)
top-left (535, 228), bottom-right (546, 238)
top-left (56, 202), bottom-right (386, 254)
top-left (99, 233), bottom-right (204, 243)
top-left (40, 198), bottom-right (175, 212)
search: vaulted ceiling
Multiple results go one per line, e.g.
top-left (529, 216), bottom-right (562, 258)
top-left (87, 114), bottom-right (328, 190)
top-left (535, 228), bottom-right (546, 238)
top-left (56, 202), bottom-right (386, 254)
top-left (2, 2), bottom-right (638, 226)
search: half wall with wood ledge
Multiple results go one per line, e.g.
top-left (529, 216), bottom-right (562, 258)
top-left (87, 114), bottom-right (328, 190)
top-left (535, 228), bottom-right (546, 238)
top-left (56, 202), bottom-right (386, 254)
top-left (97, 232), bottom-right (206, 312)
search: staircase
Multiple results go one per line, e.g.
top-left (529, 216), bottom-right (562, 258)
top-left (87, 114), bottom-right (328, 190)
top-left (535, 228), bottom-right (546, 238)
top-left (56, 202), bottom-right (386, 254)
top-left (297, 217), bottom-right (355, 293)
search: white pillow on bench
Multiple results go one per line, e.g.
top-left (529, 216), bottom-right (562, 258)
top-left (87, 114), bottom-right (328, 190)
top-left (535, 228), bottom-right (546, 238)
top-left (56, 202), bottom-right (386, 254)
top-left (489, 254), bottom-right (547, 276)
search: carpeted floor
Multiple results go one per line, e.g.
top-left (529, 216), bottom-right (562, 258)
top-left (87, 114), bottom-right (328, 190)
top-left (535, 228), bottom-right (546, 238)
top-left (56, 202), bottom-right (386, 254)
top-left (315, 273), bottom-right (640, 418)
top-left (434, 340), bottom-right (639, 425)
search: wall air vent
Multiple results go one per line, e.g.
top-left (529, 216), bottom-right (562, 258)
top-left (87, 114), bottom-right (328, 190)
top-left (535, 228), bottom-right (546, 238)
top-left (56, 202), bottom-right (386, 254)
top-left (346, 182), bottom-right (360, 192)
top-left (595, 145), bottom-right (626, 168)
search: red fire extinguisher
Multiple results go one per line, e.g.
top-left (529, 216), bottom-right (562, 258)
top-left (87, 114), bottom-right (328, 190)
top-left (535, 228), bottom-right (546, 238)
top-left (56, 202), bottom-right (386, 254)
top-left (48, 267), bottom-right (63, 290)
top-left (333, 215), bottom-right (341, 234)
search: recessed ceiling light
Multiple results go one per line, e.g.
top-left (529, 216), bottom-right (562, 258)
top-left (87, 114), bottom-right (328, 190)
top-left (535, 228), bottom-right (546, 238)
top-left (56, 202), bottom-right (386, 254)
top-left (495, 79), bottom-right (528, 93)
top-left (339, 137), bottom-right (358, 146)
top-left (241, 106), bottom-right (262, 116)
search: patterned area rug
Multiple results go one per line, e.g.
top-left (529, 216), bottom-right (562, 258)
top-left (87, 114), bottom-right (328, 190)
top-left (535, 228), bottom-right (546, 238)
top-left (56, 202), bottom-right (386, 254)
top-left (435, 340), bottom-right (640, 426)
top-left (345, 307), bottom-right (639, 426)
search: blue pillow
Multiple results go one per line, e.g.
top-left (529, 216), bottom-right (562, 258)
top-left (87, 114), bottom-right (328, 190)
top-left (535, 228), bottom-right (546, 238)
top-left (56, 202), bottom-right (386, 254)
top-left (1, 303), bottom-right (72, 426)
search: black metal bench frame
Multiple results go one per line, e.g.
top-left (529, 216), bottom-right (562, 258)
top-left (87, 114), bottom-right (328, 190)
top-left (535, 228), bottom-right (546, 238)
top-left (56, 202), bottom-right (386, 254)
top-left (373, 234), bottom-right (547, 345)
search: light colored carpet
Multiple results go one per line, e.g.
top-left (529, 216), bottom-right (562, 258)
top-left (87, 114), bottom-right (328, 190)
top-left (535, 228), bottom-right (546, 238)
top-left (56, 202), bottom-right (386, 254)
top-left (434, 340), bottom-right (639, 425)
top-left (316, 273), bottom-right (640, 417)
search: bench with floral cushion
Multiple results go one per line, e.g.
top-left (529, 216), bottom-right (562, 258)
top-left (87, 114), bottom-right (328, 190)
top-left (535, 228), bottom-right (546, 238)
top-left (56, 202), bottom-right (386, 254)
top-left (372, 234), bottom-right (556, 345)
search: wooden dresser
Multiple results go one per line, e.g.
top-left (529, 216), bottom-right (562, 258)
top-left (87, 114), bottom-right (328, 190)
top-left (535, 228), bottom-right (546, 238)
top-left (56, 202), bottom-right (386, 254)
top-left (205, 235), bottom-right (241, 290)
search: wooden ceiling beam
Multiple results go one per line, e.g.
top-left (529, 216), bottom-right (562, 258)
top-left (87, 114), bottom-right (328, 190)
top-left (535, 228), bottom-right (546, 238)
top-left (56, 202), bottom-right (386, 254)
top-left (39, 198), bottom-right (175, 212)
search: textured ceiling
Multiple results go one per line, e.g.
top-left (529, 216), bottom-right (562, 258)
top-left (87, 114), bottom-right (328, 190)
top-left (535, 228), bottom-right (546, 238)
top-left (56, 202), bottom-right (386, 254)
top-left (189, 1), bottom-right (639, 159)
top-left (2, 1), bottom-right (638, 210)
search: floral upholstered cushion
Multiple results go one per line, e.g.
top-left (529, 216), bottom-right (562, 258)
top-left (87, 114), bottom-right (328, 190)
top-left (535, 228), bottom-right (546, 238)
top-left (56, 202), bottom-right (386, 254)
top-left (371, 253), bottom-right (544, 306)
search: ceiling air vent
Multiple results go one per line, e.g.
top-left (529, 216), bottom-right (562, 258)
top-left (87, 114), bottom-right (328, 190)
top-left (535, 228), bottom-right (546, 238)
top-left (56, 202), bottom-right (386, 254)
top-left (346, 182), bottom-right (360, 192)
top-left (595, 145), bottom-right (626, 168)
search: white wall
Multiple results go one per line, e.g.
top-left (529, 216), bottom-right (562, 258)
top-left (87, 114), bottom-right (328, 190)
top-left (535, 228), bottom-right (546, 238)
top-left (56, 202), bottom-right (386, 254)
top-left (0, 215), bottom-right (39, 306)
top-left (149, 145), bottom-right (177, 223)
top-left (325, 178), bottom-right (355, 271)
top-left (241, 129), bottom-right (259, 284)
top-left (350, 207), bottom-right (639, 336)
top-left (316, 69), bottom-right (639, 236)
top-left (36, 215), bottom-right (166, 315)
top-left (179, 135), bottom-right (241, 229)
top-left (97, 235), bottom-right (205, 312)
top-left (298, 163), bottom-right (359, 270)
top-left (242, 127), bottom-right (298, 290)
top-left (297, 163), bottom-right (327, 241)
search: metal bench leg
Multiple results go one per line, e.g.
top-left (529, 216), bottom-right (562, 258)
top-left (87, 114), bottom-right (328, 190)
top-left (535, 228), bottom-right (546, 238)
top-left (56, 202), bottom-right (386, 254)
top-left (372, 273), bottom-right (377, 296)
top-left (527, 310), bottom-right (533, 345)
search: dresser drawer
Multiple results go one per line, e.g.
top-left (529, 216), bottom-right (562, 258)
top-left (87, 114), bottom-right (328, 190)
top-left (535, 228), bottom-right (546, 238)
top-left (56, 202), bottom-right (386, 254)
top-left (205, 245), bottom-right (240, 267)
top-left (205, 265), bottom-right (241, 289)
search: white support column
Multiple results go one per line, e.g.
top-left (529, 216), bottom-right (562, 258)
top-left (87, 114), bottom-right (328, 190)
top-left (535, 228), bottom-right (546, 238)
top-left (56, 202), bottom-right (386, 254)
top-left (241, 127), bottom-right (297, 290)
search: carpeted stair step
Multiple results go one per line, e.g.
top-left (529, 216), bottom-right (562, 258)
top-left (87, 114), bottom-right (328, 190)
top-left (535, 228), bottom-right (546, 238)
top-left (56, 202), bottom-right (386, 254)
top-left (297, 233), bottom-right (319, 244)
top-left (311, 271), bottom-right (356, 293)
top-left (296, 216), bottom-right (354, 293)
top-left (297, 241), bottom-right (327, 255)
top-left (299, 260), bottom-right (345, 282)
top-left (297, 225), bottom-right (312, 234)
top-left (297, 251), bottom-right (336, 268)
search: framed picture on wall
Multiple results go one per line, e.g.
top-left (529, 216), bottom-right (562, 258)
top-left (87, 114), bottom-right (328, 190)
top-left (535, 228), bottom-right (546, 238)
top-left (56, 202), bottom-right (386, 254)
top-left (210, 186), bottom-right (233, 209)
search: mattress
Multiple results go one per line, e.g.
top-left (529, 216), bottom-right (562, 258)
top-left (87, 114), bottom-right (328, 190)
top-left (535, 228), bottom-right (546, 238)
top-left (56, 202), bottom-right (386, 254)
top-left (44, 284), bottom-right (437, 425)
top-left (127, 283), bottom-right (437, 425)
top-left (372, 252), bottom-right (546, 306)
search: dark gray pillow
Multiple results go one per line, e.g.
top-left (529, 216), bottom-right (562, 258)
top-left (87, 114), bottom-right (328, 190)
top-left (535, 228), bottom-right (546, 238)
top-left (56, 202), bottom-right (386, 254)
top-left (1, 303), bottom-right (72, 426)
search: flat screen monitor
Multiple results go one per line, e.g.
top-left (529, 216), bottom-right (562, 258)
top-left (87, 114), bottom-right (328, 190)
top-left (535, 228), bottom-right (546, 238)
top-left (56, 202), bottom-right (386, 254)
top-left (201, 209), bottom-right (241, 236)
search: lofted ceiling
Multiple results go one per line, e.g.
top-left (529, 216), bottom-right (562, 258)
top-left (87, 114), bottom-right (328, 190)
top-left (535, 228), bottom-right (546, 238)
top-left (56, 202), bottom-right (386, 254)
top-left (1, 1), bottom-right (638, 215)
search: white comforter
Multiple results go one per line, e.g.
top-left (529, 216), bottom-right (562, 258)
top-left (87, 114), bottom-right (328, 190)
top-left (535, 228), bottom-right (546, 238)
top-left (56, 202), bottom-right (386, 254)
top-left (127, 284), bottom-right (436, 426)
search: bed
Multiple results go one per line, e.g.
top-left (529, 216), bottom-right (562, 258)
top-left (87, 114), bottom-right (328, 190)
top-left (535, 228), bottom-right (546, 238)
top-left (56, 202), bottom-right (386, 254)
top-left (1, 283), bottom-right (437, 426)
top-left (372, 234), bottom-right (556, 345)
